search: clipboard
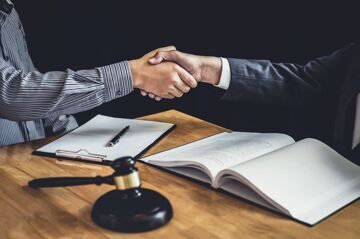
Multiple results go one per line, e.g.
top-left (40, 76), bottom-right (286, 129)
top-left (33, 115), bottom-right (175, 164)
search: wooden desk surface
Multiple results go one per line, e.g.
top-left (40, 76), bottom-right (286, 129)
top-left (0, 110), bottom-right (359, 239)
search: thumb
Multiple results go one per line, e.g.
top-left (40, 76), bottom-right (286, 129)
top-left (148, 53), bottom-right (164, 65)
top-left (147, 45), bottom-right (176, 64)
top-left (148, 50), bottom-right (181, 65)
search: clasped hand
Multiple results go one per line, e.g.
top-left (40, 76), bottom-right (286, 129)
top-left (129, 46), bottom-right (197, 101)
top-left (129, 46), bottom-right (222, 100)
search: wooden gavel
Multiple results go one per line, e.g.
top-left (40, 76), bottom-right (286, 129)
top-left (28, 157), bottom-right (173, 233)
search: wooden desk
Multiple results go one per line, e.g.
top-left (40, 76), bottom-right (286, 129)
top-left (0, 110), bottom-right (359, 239)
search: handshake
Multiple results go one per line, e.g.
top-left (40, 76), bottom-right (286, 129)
top-left (129, 46), bottom-right (222, 101)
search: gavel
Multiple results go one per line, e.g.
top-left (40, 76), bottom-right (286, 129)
top-left (28, 157), bottom-right (173, 233)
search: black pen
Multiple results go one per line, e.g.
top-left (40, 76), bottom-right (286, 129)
top-left (108, 125), bottom-right (130, 147)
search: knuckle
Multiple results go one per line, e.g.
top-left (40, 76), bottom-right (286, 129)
top-left (174, 64), bottom-right (181, 71)
top-left (171, 63), bottom-right (179, 71)
top-left (170, 75), bottom-right (178, 83)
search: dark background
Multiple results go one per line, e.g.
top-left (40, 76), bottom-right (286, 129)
top-left (13, 0), bottom-right (360, 141)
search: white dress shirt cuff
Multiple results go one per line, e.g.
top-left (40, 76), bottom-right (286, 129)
top-left (352, 93), bottom-right (360, 149)
top-left (214, 57), bottom-right (231, 90)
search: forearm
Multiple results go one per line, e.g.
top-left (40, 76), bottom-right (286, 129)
top-left (222, 45), bottom-right (352, 106)
top-left (0, 60), bottom-right (133, 121)
top-left (222, 58), bottom-right (322, 106)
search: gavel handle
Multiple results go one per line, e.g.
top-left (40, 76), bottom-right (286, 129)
top-left (28, 175), bottom-right (113, 189)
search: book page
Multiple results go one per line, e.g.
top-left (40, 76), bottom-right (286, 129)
top-left (36, 115), bottom-right (174, 161)
top-left (164, 167), bottom-right (212, 184)
top-left (220, 138), bottom-right (360, 225)
top-left (142, 132), bottom-right (294, 181)
top-left (220, 177), bottom-right (279, 212)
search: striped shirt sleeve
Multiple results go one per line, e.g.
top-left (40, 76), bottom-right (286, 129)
top-left (97, 61), bottom-right (133, 101)
top-left (0, 57), bottom-right (133, 121)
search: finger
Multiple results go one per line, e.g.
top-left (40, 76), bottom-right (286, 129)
top-left (140, 90), bottom-right (148, 96)
top-left (143, 91), bottom-right (162, 100)
top-left (149, 50), bottom-right (184, 65)
top-left (148, 49), bottom-right (180, 65)
top-left (156, 46), bottom-right (176, 52)
top-left (146, 93), bottom-right (162, 101)
top-left (148, 52), bottom-right (168, 64)
top-left (162, 93), bottom-right (175, 99)
top-left (175, 65), bottom-right (198, 88)
top-left (168, 85), bottom-right (183, 98)
top-left (145, 46), bottom-right (176, 59)
top-left (148, 55), bottom-right (164, 64)
top-left (148, 46), bottom-right (176, 64)
top-left (174, 77), bottom-right (191, 93)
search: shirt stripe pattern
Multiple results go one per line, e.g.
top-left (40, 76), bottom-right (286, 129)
top-left (0, 0), bottom-right (133, 146)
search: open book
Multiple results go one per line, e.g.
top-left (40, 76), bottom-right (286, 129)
top-left (141, 132), bottom-right (360, 225)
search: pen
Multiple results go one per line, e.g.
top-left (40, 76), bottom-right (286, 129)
top-left (109, 125), bottom-right (130, 147)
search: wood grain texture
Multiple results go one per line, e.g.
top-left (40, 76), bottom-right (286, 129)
top-left (0, 110), bottom-right (359, 239)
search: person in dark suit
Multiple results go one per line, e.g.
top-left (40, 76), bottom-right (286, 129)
top-left (144, 44), bottom-right (360, 161)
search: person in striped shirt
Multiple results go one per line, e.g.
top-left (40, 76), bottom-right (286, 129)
top-left (0, 0), bottom-right (197, 146)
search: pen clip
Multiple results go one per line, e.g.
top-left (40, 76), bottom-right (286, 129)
top-left (55, 149), bottom-right (107, 162)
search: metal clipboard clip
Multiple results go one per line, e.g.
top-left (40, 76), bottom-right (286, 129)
top-left (55, 149), bottom-right (107, 163)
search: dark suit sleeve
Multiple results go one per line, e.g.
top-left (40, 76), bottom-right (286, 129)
top-left (222, 45), bottom-right (353, 106)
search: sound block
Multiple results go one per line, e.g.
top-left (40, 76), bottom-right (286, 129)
top-left (91, 188), bottom-right (173, 232)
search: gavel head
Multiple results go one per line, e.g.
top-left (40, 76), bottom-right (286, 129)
top-left (92, 156), bottom-right (173, 232)
top-left (111, 157), bottom-right (141, 194)
top-left (111, 156), bottom-right (136, 173)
